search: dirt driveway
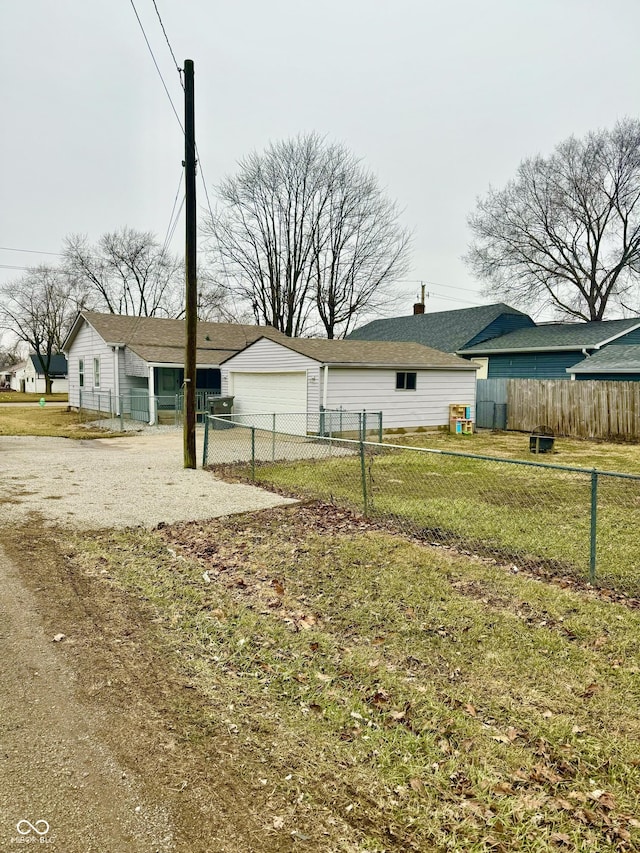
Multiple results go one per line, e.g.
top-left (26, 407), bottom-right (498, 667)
top-left (0, 431), bottom-right (294, 852)
top-left (0, 431), bottom-right (293, 528)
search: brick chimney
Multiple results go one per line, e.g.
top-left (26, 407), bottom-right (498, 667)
top-left (413, 283), bottom-right (426, 314)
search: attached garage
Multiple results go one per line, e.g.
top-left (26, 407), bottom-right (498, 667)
top-left (221, 336), bottom-right (478, 430)
top-left (229, 371), bottom-right (308, 414)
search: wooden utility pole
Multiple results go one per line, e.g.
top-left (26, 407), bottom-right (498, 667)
top-left (183, 58), bottom-right (197, 468)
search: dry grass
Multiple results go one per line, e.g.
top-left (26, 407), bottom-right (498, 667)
top-left (0, 405), bottom-right (122, 439)
top-left (0, 391), bottom-right (68, 403)
top-left (386, 429), bottom-right (640, 475)
top-left (71, 503), bottom-right (640, 852)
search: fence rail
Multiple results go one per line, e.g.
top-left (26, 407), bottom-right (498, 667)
top-left (204, 415), bottom-right (640, 596)
top-left (78, 389), bottom-right (214, 428)
top-left (478, 378), bottom-right (640, 440)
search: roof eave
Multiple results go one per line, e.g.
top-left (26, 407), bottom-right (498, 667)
top-left (458, 344), bottom-right (597, 355)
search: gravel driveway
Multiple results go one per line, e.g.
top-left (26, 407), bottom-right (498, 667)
top-left (0, 432), bottom-right (294, 529)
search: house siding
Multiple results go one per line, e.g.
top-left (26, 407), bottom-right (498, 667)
top-left (67, 320), bottom-right (115, 408)
top-left (124, 348), bottom-right (148, 378)
top-left (607, 328), bottom-right (640, 346)
top-left (463, 313), bottom-right (535, 349)
top-left (487, 351), bottom-right (584, 379)
top-left (324, 368), bottom-right (476, 429)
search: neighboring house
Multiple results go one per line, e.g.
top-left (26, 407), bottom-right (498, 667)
top-left (567, 345), bottom-right (640, 380)
top-left (348, 302), bottom-right (535, 375)
top-left (62, 311), bottom-right (289, 422)
top-left (220, 336), bottom-right (478, 430)
top-left (457, 318), bottom-right (640, 379)
top-left (10, 354), bottom-right (68, 393)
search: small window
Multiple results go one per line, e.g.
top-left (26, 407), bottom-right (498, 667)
top-left (396, 371), bottom-right (417, 391)
top-left (78, 359), bottom-right (84, 388)
top-left (93, 357), bottom-right (100, 388)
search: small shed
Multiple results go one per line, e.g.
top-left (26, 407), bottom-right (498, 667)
top-left (220, 336), bottom-right (478, 430)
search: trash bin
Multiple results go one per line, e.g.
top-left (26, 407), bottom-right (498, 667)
top-left (208, 395), bottom-right (235, 429)
top-left (529, 425), bottom-right (555, 453)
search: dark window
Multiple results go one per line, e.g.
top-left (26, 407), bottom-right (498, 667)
top-left (78, 359), bottom-right (84, 388)
top-left (396, 371), bottom-right (417, 390)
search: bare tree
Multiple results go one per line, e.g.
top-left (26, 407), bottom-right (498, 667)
top-left (205, 133), bottom-right (411, 337)
top-left (64, 227), bottom-right (184, 317)
top-left (311, 165), bottom-right (411, 337)
top-left (465, 118), bottom-right (640, 321)
top-left (0, 266), bottom-right (83, 393)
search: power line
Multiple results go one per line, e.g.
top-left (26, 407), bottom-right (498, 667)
top-left (397, 278), bottom-right (481, 295)
top-left (128, 0), bottom-right (184, 133)
top-left (0, 246), bottom-right (62, 257)
top-left (151, 0), bottom-right (183, 86)
top-left (162, 170), bottom-right (184, 254)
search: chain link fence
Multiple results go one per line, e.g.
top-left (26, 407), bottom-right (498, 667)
top-left (204, 415), bottom-right (640, 596)
top-left (77, 389), bottom-right (213, 428)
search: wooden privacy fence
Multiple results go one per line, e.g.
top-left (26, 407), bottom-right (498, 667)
top-left (507, 379), bottom-right (640, 439)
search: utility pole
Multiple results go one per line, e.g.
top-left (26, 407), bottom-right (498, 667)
top-left (183, 58), bottom-right (197, 469)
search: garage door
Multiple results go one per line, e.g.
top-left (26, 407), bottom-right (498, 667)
top-left (229, 371), bottom-right (308, 432)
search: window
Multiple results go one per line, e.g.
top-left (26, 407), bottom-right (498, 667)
top-left (396, 371), bottom-right (417, 391)
top-left (78, 359), bottom-right (84, 388)
top-left (93, 357), bottom-right (100, 388)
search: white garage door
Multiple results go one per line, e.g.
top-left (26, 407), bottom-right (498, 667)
top-left (230, 372), bottom-right (308, 428)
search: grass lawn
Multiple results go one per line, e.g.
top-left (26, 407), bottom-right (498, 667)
top-left (0, 391), bottom-right (68, 403)
top-left (209, 431), bottom-right (640, 596)
top-left (385, 429), bottom-right (640, 475)
top-left (70, 503), bottom-right (640, 852)
top-left (0, 405), bottom-right (121, 439)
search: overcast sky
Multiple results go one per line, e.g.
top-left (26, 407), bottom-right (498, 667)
top-left (2, 0), bottom-right (639, 324)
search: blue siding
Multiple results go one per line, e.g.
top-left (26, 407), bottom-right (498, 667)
top-left (464, 314), bottom-right (535, 349)
top-left (487, 351), bottom-right (584, 379)
top-left (607, 328), bottom-right (640, 345)
top-left (575, 373), bottom-right (640, 382)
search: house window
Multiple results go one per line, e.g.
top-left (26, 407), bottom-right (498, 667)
top-left (396, 371), bottom-right (417, 390)
top-left (78, 359), bottom-right (84, 388)
top-left (93, 357), bottom-right (100, 388)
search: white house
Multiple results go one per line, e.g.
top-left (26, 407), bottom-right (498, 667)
top-left (10, 354), bottom-right (68, 393)
top-left (220, 336), bottom-right (478, 430)
top-left (62, 311), bottom-right (288, 423)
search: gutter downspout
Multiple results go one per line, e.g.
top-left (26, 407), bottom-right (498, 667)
top-left (113, 346), bottom-right (120, 414)
top-left (571, 347), bottom-right (591, 381)
top-left (148, 364), bottom-right (156, 425)
top-left (322, 364), bottom-right (329, 409)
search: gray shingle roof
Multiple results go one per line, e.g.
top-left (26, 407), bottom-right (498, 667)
top-left (228, 336), bottom-right (478, 370)
top-left (347, 303), bottom-right (529, 352)
top-left (460, 318), bottom-right (640, 353)
top-left (568, 345), bottom-right (640, 374)
top-left (64, 311), bottom-right (289, 366)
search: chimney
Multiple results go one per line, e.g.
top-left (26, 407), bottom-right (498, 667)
top-left (413, 302), bottom-right (425, 315)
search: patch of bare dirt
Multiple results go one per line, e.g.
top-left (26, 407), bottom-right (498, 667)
top-left (0, 527), bottom-right (298, 853)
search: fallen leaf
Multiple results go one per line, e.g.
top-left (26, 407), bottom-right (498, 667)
top-left (465, 703), bottom-right (477, 717)
top-left (409, 777), bottom-right (425, 793)
top-left (272, 816), bottom-right (285, 830)
top-left (52, 633), bottom-right (66, 642)
top-left (549, 833), bottom-right (571, 845)
top-left (271, 578), bottom-right (285, 596)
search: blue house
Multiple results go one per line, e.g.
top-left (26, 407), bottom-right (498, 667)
top-left (457, 318), bottom-right (640, 379)
top-left (348, 303), bottom-right (535, 366)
